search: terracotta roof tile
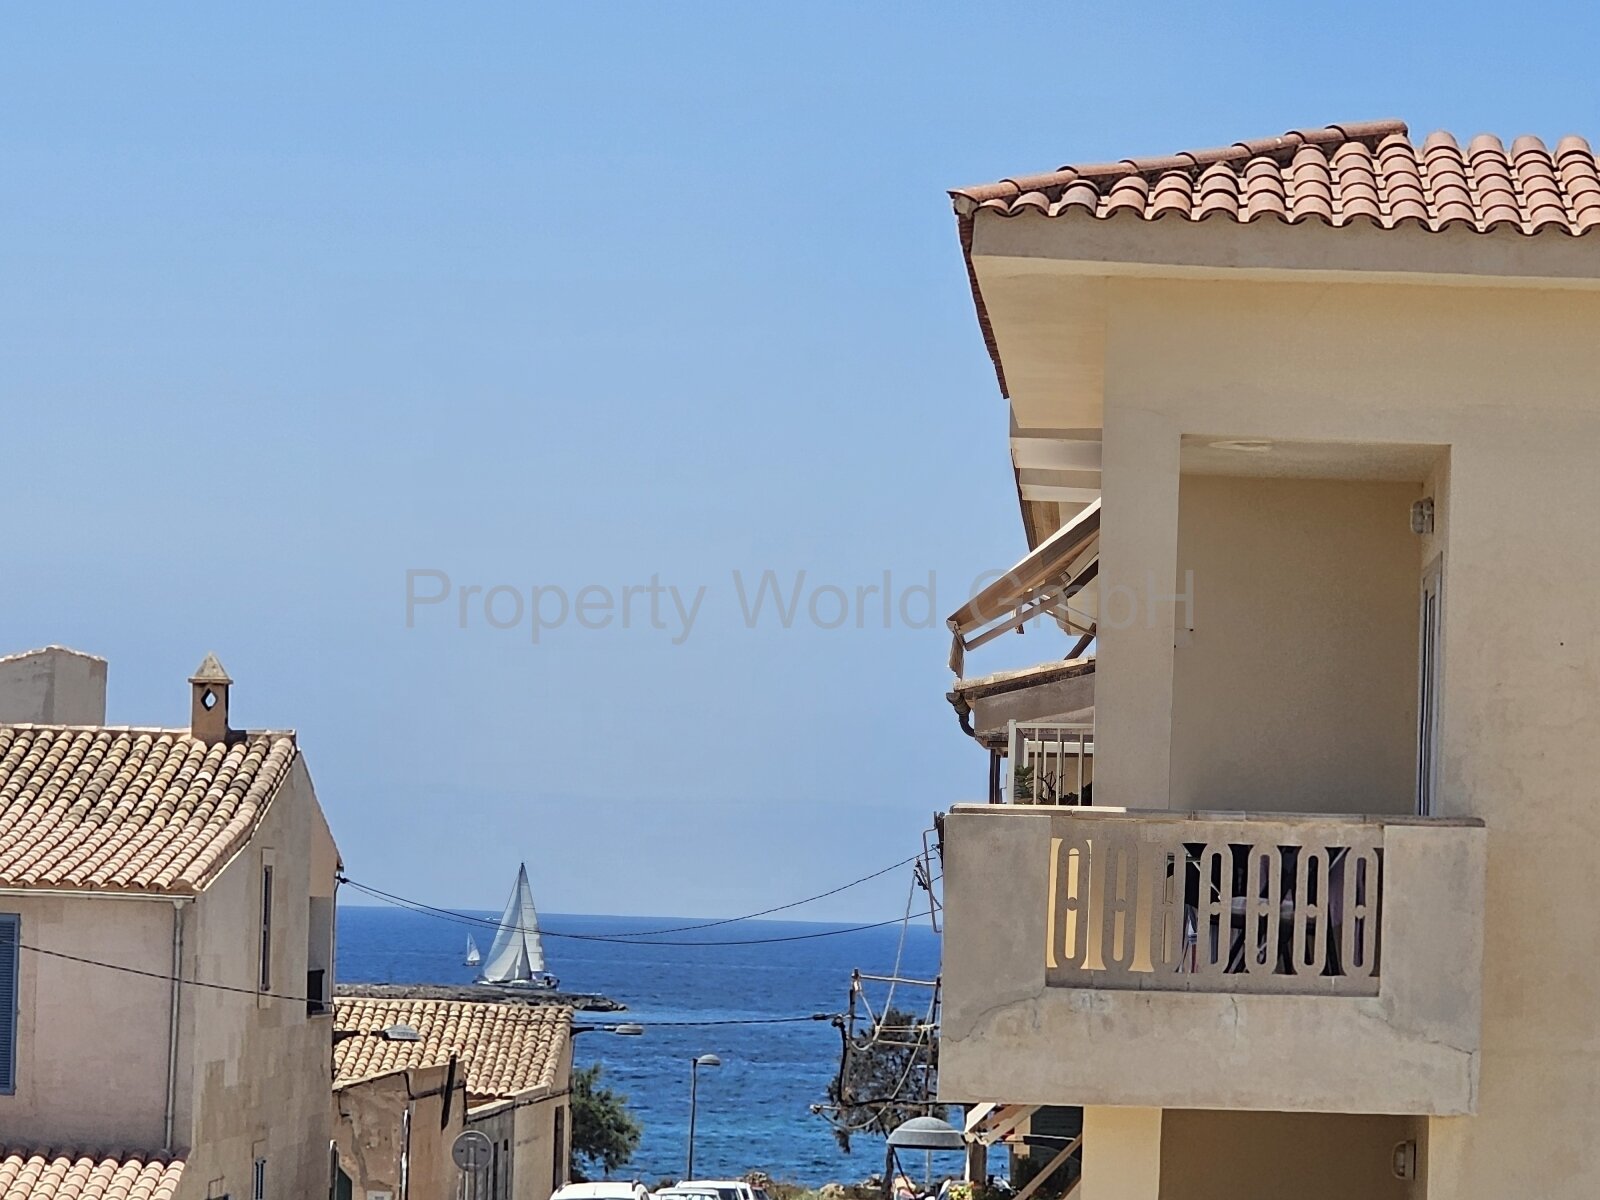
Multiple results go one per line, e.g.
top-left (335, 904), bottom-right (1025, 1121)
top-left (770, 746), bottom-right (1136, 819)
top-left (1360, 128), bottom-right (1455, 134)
top-left (951, 119), bottom-right (1600, 235)
top-left (0, 726), bottom-right (296, 893)
top-left (334, 996), bottom-right (571, 1105)
top-left (0, 1150), bottom-right (183, 1200)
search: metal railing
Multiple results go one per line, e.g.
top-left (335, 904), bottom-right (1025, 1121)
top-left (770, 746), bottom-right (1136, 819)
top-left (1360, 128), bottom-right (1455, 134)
top-left (1002, 720), bottom-right (1094, 805)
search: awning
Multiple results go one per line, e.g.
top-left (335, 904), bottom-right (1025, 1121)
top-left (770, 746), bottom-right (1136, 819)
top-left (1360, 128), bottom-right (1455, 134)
top-left (947, 658), bottom-right (1096, 748)
top-left (946, 499), bottom-right (1100, 674)
top-left (964, 1103), bottom-right (1040, 1146)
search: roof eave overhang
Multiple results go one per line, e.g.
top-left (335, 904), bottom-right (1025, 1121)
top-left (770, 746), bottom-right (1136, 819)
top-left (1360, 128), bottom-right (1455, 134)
top-left (966, 206), bottom-right (1600, 290)
top-left (954, 204), bottom-right (1600, 410)
top-left (954, 206), bottom-right (1600, 545)
top-left (0, 883), bottom-right (198, 900)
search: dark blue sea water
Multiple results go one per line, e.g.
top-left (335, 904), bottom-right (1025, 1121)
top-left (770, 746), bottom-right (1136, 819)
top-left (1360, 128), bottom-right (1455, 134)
top-left (337, 904), bottom-right (942, 1185)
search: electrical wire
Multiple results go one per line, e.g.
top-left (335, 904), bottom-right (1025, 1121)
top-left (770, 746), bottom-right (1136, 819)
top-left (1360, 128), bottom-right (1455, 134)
top-left (584, 854), bottom-right (922, 937)
top-left (339, 853), bottom-right (920, 942)
top-left (813, 853), bottom-right (944, 1140)
top-left (22, 942), bottom-right (320, 1005)
top-left (19, 943), bottom-right (848, 1027)
top-left (881, 872), bottom-right (917, 1017)
top-left (605, 1014), bottom-right (836, 1028)
top-left (340, 877), bottom-right (924, 946)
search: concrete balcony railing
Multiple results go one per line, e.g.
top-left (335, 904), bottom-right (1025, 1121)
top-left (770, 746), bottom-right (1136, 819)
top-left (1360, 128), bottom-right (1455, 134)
top-left (1044, 811), bottom-right (1380, 996)
top-left (939, 805), bottom-right (1486, 1116)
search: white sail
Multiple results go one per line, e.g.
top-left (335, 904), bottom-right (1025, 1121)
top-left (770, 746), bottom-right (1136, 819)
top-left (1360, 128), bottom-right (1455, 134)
top-left (465, 934), bottom-right (481, 967)
top-left (479, 863), bottom-right (547, 982)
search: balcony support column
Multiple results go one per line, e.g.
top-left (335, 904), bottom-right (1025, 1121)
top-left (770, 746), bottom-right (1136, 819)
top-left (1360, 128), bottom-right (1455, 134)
top-left (1079, 1107), bottom-right (1162, 1200)
top-left (1094, 400), bottom-right (1180, 809)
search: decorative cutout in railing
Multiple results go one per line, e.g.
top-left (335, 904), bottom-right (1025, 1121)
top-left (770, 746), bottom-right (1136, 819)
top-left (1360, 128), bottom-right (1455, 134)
top-left (1043, 812), bottom-right (1382, 996)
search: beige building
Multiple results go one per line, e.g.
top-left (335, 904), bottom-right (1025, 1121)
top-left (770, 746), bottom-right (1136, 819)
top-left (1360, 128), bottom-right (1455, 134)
top-left (334, 994), bottom-right (574, 1200)
top-left (332, 1058), bottom-right (466, 1200)
top-left (0, 646), bottom-right (342, 1200)
top-left (935, 119), bottom-right (1600, 1198)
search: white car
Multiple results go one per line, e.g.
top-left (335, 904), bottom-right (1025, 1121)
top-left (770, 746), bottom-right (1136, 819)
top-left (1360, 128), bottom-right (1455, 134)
top-left (553, 1183), bottom-right (651, 1200)
top-left (679, 1181), bottom-right (767, 1200)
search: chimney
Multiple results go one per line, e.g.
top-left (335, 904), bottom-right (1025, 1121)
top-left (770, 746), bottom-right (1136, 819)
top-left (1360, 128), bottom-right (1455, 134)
top-left (189, 653), bottom-right (233, 745)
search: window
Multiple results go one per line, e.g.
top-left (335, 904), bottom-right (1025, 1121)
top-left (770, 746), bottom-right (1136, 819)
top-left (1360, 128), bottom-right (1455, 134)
top-left (252, 1156), bottom-right (266, 1200)
top-left (1417, 556), bottom-right (1444, 817)
top-left (553, 1105), bottom-right (566, 1191)
top-left (0, 914), bottom-right (17, 1094)
top-left (306, 895), bottom-right (334, 1016)
top-left (258, 865), bottom-right (274, 992)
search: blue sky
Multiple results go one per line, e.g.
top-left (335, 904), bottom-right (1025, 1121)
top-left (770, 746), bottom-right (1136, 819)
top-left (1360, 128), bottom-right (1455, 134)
top-left (2, 3), bottom-right (1595, 920)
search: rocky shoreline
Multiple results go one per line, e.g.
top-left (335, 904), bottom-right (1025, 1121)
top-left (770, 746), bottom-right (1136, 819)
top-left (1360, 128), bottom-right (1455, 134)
top-left (335, 981), bottom-right (626, 1012)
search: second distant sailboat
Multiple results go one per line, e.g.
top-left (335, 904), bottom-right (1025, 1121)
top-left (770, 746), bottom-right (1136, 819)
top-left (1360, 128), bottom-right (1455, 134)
top-left (477, 862), bottom-right (559, 990)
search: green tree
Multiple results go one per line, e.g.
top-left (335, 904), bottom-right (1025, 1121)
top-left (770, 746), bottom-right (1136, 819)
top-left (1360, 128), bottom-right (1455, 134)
top-left (819, 1007), bottom-right (945, 1153)
top-left (570, 1063), bottom-right (643, 1179)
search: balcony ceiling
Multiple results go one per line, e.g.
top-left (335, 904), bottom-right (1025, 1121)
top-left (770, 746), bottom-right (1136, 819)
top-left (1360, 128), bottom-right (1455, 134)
top-left (1178, 435), bottom-right (1445, 481)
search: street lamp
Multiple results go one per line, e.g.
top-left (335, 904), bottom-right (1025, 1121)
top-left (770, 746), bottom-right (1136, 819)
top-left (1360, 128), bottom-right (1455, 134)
top-left (685, 1053), bottom-right (722, 1179)
top-left (884, 1116), bottom-right (966, 1200)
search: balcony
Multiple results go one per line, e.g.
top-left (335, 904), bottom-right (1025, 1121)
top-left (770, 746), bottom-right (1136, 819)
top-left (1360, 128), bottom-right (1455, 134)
top-left (307, 967), bottom-right (329, 1017)
top-left (1002, 721), bottom-right (1093, 805)
top-left (938, 804), bottom-right (1485, 1116)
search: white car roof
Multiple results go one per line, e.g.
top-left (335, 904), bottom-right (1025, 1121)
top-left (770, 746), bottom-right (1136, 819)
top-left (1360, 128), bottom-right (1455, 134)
top-left (553, 1185), bottom-right (644, 1200)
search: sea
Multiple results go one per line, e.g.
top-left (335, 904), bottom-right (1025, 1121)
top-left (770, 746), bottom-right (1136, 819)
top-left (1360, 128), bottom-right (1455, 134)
top-left (337, 904), bottom-right (943, 1186)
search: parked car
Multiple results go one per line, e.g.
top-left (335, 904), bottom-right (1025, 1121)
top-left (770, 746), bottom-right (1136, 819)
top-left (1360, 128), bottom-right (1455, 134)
top-left (679, 1180), bottom-right (766, 1200)
top-left (554, 1183), bottom-right (651, 1200)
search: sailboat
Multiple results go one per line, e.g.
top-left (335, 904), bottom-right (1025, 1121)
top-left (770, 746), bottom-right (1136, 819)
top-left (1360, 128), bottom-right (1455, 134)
top-left (464, 934), bottom-right (481, 968)
top-left (477, 863), bottom-right (559, 990)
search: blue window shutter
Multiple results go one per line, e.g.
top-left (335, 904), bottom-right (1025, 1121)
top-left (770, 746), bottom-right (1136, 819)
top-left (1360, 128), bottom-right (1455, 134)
top-left (0, 915), bottom-right (17, 1094)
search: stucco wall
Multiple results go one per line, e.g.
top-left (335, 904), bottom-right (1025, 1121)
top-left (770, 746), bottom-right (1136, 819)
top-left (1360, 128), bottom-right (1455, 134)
top-left (1080, 1107), bottom-right (1161, 1200)
top-left (938, 807), bottom-right (1484, 1116)
top-left (0, 892), bottom-right (173, 1148)
top-left (0, 648), bottom-right (106, 724)
top-left (1158, 1110), bottom-right (1426, 1200)
top-left (335, 1065), bottom-right (464, 1200)
top-left (513, 1094), bottom-right (563, 1200)
top-left (958, 251), bottom-right (1600, 1194)
top-left (174, 754), bottom-right (340, 1200)
top-left (1090, 276), bottom-right (1600, 1196)
top-left (1170, 474), bottom-right (1422, 815)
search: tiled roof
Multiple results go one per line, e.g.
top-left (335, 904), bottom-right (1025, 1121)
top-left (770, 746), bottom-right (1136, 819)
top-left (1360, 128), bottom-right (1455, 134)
top-left (952, 120), bottom-right (1600, 235)
top-left (0, 1149), bottom-right (183, 1200)
top-left (334, 996), bottom-right (572, 1104)
top-left (0, 726), bottom-right (297, 893)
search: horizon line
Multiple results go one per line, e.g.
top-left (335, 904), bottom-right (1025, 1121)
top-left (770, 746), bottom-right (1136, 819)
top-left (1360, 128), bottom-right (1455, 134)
top-left (336, 900), bottom-right (933, 930)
